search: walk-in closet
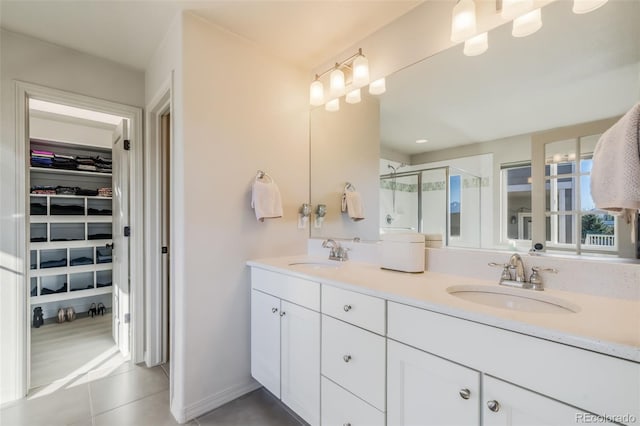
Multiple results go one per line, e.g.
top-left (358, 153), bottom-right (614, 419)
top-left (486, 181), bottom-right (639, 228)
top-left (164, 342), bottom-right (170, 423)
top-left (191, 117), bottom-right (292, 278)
top-left (28, 99), bottom-right (128, 388)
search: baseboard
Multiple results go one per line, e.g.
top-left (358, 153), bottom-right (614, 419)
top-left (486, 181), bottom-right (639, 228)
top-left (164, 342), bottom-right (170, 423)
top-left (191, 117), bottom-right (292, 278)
top-left (179, 380), bottom-right (261, 422)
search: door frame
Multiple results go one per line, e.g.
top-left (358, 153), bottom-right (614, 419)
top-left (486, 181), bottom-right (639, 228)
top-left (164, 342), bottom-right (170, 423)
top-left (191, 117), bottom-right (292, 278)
top-left (14, 81), bottom-right (144, 394)
top-left (144, 74), bottom-right (173, 368)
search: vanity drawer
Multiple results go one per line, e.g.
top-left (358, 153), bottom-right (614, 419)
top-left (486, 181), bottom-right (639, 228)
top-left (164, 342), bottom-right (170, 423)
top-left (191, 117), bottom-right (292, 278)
top-left (321, 377), bottom-right (385, 426)
top-left (251, 267), bottom-right (320, 311)
top-left (321, 315), bottom-right (386, 411)
top-left (388, 301), bottom-right (640, 423)
top-left (321, 285), bottom-right (386, 335)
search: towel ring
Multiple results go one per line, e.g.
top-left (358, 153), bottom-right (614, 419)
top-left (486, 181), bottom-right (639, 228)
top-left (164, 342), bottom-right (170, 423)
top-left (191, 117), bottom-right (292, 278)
top-left (256, 170), bottom-right (272, 182)
top-left (344, 182), bottom-right (356, 192)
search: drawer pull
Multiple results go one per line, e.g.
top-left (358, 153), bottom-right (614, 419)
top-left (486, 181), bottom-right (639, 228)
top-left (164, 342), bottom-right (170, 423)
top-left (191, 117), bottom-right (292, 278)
top-left (459, 388), bottom-right (471, 400)
top-left (487, 400), bottom-right (500, 412)
top-left (343, 355), bottom-right (352, 363)
top-left (280, 311), bottom-right (286, 317)
top-left (271, 307), bottom-right (278, 314)
top-left (343, 304), bottom-right (352, 312)
top-left (343, 423), bottom-right (351, 426)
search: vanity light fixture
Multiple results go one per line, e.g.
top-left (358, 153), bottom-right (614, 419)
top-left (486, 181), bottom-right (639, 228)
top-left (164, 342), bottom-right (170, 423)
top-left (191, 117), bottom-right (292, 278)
top-left (573, 0), bottom-right (608, 14)
top-left (345, 88), bottom-right (362, 104)
top-left (416, 139), bottom-right (429, 144)
top-left (512, 8), bottom-right (542, 37)
top-left (325, 98), bottom-right (340, 112)
top-left (464, 32), bottom-right (489, 56)
top-left (451, 0), bottom-right (478, 43)
top-left (369, 78), bottom-right (386, 95)
top-left (309, 80), bottom-right (324, 106)
top-left (329, 67), bottom-right (346, 98)
top-left (501, 0), bottom-right (534, 20)
top-left (309, 48), bottom-right (375, 108)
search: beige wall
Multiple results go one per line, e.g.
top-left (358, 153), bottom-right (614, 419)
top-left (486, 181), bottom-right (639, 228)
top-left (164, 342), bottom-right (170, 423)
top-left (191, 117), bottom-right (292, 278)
top-left (163, 12), bottom-right (309, 421)
top-left (310, 95), bottom-right (380, 241)
top-left (30, 115), bottom-right (115, 148)
top-left (0, 29), bottom-right (144, 404)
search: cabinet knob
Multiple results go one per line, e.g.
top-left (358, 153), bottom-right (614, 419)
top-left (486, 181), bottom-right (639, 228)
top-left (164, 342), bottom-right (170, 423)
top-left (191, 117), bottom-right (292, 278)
top-left (343, 423), bottom-right (351, 426)
top-left (271, 307), bottom-right (278, 314)
top-left (459, 388), bottom-right (471, 400)
top-left (343, 304), bottom-right (352, 312)
top-left (343, 355), bottom-right (352, 363)
top-left (280, 312), bottom-right (286, 317)
top-left (487, 400), bottom-right (500, 412)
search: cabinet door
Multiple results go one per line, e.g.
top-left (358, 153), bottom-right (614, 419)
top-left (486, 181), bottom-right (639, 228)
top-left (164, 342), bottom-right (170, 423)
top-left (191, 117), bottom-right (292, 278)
top-left (321, 377), bottom-right (385, 426)
top-left (387, 340), bottom-right (480, 426)
top-left (483, 376), bottom-right (617, 426)
top-left (281, 301), bottom-right (320, 426)
top-left (251, 290), bottom-right (281, 398)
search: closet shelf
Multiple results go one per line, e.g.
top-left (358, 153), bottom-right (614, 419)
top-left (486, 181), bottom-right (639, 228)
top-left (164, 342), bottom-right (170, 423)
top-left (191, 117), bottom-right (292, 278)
top-left (30, 194), bottom-right (112, 200)
top-left (30, 239), bottom-right (112, 250)
top-left (30, 167), bottom-right (112, 178)
top-left (31, 263), bottom-right (112, 278)
top-left (30, 215), bottom-right (112, 224)
top-left (31, 286), bottom-right (113, 304)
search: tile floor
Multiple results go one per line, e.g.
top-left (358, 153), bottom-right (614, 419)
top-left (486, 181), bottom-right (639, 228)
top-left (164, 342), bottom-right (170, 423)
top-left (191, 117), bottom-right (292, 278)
top-left (1, 363), bottom-right (304, 426)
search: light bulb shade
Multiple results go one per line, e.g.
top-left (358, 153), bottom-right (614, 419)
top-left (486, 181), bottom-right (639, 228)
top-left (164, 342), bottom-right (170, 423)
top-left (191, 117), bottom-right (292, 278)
top-left (309, 80), bottom-right (324, 106)
top-left (501, 0), bottom-right (533, 20)
top-left (369, 78), bottom-right (386, 95)
top-left (451, 0), bottom-right (477, 43)
top-left (325, 98), bottom-right (340, 112)
top-left (463, 32), bottom-right (488, 56)
top-left (329, 68), bottom-right (345, 98)
top-left (572, 0), bottom-right (608, 14)
top-left (345, 88), bottom-right (361, 104)
top-left (352, 55), bottom-right (370, 87)
top-left (512, 8), bottom-right (542, 37)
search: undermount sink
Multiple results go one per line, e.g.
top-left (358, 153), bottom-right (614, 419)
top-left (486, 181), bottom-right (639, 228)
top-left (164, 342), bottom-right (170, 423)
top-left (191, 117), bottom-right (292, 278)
top-left (447, 285), bottom-right (579, 314)
top-left (288, 261), bottom-right (342, 270)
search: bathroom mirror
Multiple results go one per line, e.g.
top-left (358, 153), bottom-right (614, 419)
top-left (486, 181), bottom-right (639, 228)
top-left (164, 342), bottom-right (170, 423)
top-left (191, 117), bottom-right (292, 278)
top-left (310, 0), bottom-right (639, 257)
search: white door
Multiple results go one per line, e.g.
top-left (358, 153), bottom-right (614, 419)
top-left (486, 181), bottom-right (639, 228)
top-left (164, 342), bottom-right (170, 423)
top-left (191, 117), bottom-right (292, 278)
top-left (387, 340), bottom-right (480, 426)
top-left (251, 290), bottom-right (281, 398)
top-left (112, 120), bottom-right (130, 356)
top-left (483, 376), bottom-right (615, 426)
top-left (280, 301), bottom-right (320, 426)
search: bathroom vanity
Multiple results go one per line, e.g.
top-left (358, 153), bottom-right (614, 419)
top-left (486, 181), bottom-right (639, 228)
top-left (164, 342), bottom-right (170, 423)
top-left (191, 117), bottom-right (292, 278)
top-left (247, 256), bottom-right (640, 426)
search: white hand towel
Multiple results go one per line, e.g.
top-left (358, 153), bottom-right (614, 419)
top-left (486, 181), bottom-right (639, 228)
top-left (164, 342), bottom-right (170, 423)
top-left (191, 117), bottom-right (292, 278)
top-left (251, 176), bottom-right (283, 222)
top-left (590, 102), bottom-right (640, 241)
top-left (342, 191), bottom-right (365, 221)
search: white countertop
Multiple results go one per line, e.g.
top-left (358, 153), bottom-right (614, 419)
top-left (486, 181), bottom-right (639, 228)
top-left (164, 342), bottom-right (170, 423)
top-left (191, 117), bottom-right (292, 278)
top-left (247, 255), bottom-right (640, 362)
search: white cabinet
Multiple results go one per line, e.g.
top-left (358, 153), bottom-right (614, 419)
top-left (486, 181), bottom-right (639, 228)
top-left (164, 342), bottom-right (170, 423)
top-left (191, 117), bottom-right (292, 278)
top-left (321, 377), bottom-right (385, 426)
top-left (321, 285), bottom-right (386, 334)
top-left (321, 315), bottom-right (386, 411)
top-left (387, 339), bottom-right (480, 426)
top-left (281, 300), bottom-right (320, 425)
top-left (250, 290), bottom-right (281, 398)
top-left (482, 376), bottom-right (616, 426)
top-left (250, 268), bottom-right (320, 426)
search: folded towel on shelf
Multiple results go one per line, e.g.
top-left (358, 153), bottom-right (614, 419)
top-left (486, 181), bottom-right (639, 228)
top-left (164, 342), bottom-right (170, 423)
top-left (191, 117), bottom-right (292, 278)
top-left (251, 174), bottom-right (283, 222)
top-left (590, 102), bottom-right (640, 242)
top-left (342, 190), bottom-right (365, 221)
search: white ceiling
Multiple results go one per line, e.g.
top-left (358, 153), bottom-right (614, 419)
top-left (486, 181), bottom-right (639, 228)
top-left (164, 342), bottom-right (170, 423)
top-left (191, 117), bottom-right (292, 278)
top-left (0, 0), bottom-right (421, 71)
top-left (379, 0), bottom-right (640, 156)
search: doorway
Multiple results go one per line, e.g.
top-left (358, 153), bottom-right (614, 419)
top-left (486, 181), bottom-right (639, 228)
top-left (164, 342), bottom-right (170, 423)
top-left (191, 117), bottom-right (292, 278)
top-left (11, 82), bottom-right (145, 399)
top-left (27, 99), bottom-right (130, 389)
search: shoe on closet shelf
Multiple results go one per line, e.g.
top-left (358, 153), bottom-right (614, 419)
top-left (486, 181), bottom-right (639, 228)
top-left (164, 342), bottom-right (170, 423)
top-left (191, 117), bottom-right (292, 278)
top-left (33, 307), bottom-right (44, 328)
top-left (97, 303), bottom-right (106, 316)
top-left (88, 303), bottom-right (97, 318)
top-left (66, 307), bottom-right (76, 322)
top-left (57, 308), bottom-right (66, 323)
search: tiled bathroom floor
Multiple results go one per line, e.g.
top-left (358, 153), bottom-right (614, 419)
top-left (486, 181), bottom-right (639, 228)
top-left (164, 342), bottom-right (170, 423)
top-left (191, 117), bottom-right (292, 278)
top-left (1, 363), bottom-right (303, 426)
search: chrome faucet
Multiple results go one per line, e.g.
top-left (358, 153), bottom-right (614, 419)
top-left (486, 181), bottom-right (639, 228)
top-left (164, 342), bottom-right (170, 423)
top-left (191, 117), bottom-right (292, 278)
top-left (508, 253), bottom-right (526, 283)
top-left (322, 239), bottom-right (350, 262)
top-left (488, 253), bottom-right (557, 291)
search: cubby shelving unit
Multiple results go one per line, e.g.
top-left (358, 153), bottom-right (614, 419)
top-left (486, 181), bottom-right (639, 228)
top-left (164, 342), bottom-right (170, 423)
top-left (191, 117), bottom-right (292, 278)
top-left (29, 138), bottom-right (113, 307)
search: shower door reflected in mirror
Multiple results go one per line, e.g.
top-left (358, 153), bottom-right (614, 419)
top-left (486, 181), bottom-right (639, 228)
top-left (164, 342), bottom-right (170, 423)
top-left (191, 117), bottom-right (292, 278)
top-left (380, 171), bottom-right (420, 232)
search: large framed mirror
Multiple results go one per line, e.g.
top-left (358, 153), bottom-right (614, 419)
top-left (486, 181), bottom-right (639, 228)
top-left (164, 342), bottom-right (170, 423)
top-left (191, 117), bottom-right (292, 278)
top-left (310, 0), bottom-right (639, 257)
